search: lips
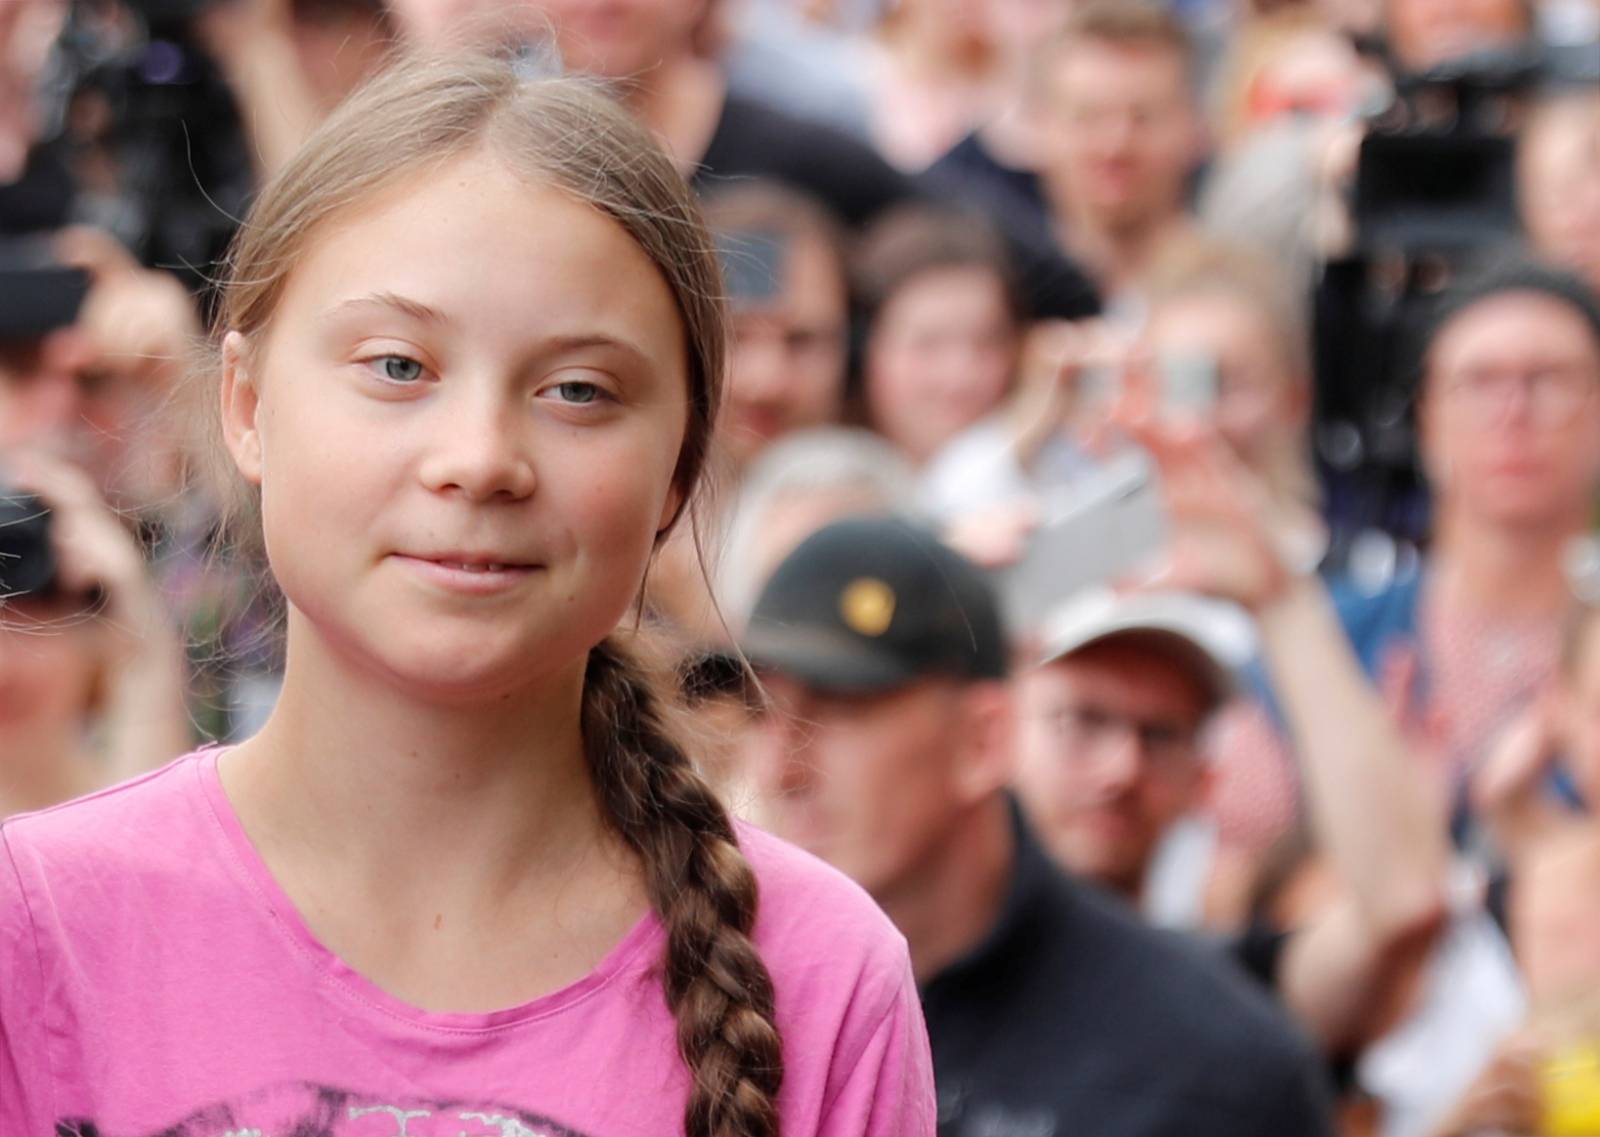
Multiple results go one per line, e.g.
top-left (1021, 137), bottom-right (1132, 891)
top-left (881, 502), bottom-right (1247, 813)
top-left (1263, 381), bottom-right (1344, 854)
top-left (391, 552), bottom-right (542, 594)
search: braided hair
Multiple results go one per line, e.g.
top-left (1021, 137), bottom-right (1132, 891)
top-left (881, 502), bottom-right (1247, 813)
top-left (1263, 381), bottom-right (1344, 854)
top-left (211, 53), bottom-right (783, 1136)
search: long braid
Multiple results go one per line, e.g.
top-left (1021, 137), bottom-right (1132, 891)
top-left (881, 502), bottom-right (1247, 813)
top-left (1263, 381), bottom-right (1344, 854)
top-left (582, 635), bottom-right (783, 1137)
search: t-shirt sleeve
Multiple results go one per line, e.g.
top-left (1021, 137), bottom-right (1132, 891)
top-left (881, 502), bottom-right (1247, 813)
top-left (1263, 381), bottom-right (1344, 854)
top-left (817, 940), bottom-right (936, 1137)
top-left (0, 826), bottom-right (52, 1135)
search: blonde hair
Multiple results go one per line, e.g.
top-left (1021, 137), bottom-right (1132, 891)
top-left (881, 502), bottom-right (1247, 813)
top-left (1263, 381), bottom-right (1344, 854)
top-left (213, 54), bottom-right (781, 1137)
top-left (1145, 236), bottom-right (1319, 509)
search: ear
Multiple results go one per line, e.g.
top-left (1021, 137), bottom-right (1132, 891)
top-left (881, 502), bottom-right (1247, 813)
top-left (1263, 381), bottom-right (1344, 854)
top-left (952, 681), bottom-right (1017, 806)
top-left (657, 478), bottom-right (687, 538)
top-left (220, 331), bottom-right (265, 486)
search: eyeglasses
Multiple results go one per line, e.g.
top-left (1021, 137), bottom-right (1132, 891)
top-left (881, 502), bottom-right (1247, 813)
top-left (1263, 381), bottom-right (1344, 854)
top-left (1032, 703), bottom-right (1201, 775)
top-left (1441, 366), bottom-right (1599, 428)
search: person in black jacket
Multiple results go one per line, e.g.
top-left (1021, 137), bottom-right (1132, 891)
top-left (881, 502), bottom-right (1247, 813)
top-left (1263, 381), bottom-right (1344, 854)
top-left (741, 514), bottom-right (1334, 1137)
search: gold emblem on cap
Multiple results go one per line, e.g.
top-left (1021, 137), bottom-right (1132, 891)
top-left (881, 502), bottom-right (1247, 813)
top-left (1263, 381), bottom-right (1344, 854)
top-left (841, 577), bottom-right (896, 637)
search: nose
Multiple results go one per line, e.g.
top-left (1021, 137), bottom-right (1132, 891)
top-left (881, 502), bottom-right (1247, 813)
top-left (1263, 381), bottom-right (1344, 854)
top-left (1088, 727), bottom-right (1144, 795)
top-left (1495, 378), bottom-right (1537, 428)
top-left (418, 389), bottom-right (537, 502)
top-left (732, 334), bottom-right (790, 405)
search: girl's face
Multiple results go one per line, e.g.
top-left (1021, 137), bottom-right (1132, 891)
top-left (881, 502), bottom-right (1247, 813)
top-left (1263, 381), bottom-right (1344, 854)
top-left (1141, 290), bottom-right (1306, 473)
top-left (223, 151), bottom-right (691, 703)
top-left (865, 266), bottom-right (1017, 466)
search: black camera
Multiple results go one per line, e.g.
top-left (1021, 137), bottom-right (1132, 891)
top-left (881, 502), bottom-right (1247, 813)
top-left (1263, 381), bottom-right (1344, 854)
top-left (1311, 47), bottom-right (1545, 555)
top-left (0, 492), bottom-right (58, 600)
top-left (0, 239), bottom-right (91, 344)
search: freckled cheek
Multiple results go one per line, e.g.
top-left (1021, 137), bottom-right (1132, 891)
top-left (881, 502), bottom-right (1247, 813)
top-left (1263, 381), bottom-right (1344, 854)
top-left (560, 463), bottom-right (675, 554)
top-left (257, 402), bottom-right (399, 549)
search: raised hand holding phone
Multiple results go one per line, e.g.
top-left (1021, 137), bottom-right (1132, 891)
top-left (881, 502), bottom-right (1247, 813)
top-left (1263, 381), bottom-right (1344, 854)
top-left (1109, 386), bottom-right (1295, 616)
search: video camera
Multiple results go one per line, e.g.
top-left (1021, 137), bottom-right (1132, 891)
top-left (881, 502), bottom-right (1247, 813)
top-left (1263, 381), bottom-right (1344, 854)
top-left (40, 0), bottom-right (252, 294)
top-left (1312, 47), bottom-right (1545, 553)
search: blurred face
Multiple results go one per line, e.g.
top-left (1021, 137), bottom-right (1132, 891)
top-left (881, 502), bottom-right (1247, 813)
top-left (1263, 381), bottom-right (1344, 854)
top-left (1044, 37), bottom-right (1198, 233)
top-left (288, 2), bottom-right (393, 109)
top-left (1420, 293), bottom-right (1600, 533)
top-left (1243, 29), bottom-right (1366, 130)
top-left (533, 0), bottom-right (703, 78)
top-left (223, 150), bottom-right (690, 705)
top-left (1141, 290), bottom-right (1307, 476)
top-left (1385, 0), bottom-right (1529, 71)
top-left (1520, 100), bottom-right (1600, 297)
top-left (864, 267), bottom-right (1017, 466)
top-left (1013, 643), bottom-right (1210, 897)
top-left (0, 331), bottom-right (138, 497)
top-left (723, 235), bottom-right (848, 469)
top-left (748, 673), bottom-right (981, 899)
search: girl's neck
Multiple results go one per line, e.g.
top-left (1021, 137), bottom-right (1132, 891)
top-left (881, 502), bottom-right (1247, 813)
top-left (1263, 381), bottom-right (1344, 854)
top-left (224, 618), bottom-right (612, 914)
top-left (1431, 506), bottom-right (1585, 621)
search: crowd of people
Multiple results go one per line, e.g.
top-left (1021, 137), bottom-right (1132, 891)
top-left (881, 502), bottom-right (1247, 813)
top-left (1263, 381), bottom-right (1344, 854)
top-left (1, 0), bottom-right (1599, 1134)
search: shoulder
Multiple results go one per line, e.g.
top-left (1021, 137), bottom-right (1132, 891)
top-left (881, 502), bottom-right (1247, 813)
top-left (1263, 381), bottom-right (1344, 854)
top-left (1327, 566), bottom-right (1426, 675)
top-left (736, 822), bottom-right (912, 1008)
top-left (1059, 880), bottom-right (1318, 1065)
top-left (1, 751), bottom-right (225, 924)
top-left (734, 824), bottom-right (934, 1130)
top-left (737, 821), bottom-right (906, 965)
top-left (3, 751), bottom-right (210, 864)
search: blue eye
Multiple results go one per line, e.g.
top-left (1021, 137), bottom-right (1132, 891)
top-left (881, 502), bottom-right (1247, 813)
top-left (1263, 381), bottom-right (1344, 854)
top-left (373, 355), bottom-right (424, 384)
top-left (553, 380), bottom-right (600, 404)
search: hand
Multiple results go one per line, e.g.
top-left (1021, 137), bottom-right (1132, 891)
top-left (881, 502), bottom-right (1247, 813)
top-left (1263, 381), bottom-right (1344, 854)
top-left (54, 227), bottom-right (201, 390)
top-left (1009, 319), bottom-right (1129, 468)
top-left (1477, 695), bottom-right (1564, 810)
top-left (4, 450), bottom-right (165, 652)
top-left (191, 0), bottom-right (296, 73)
top-left (1429, 1035), bottom-right (1543, 1137)
top-left (3, 450), bottom-right (193, 776)
top-left (942, 500), bottom-right (1040, 571)
top-left (1110, 399), bottom-right (1297, 615)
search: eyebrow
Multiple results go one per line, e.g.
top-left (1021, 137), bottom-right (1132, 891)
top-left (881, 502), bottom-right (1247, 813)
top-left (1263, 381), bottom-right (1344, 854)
top-left (322, 294), bottom-right (656, 368)
top-left (325, 291), bottom-right (452, 326)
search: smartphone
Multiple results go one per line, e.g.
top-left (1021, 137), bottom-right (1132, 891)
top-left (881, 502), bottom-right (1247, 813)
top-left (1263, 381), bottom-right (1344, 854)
top-left (1158, 351), bottom-right (1220, 419)
top-left (1001, 448), bottom-right (1167, 632)
top-left (715, 228), bottom-right (789, 308)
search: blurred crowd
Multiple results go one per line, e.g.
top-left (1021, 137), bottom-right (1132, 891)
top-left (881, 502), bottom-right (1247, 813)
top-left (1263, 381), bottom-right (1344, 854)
top-left (2, 0), bottom-right (1599, 1132)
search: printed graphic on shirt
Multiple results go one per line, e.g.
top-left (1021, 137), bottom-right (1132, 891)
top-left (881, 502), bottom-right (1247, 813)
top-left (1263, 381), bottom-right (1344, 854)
top-left (56, 1082), bottom-right (595, 1137)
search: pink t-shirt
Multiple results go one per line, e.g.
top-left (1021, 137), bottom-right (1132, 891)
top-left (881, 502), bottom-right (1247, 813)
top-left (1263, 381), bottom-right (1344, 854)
top-left (0, 750), bottom-right (934, 1137)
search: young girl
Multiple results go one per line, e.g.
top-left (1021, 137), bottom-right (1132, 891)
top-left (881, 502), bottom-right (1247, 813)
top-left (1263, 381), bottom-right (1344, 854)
top-left (0, 56), bottom-right (933, 1137)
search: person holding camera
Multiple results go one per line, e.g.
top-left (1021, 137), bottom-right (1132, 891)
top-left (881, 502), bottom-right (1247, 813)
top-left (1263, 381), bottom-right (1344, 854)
top-left (0, 451), bottom-right (189, 817)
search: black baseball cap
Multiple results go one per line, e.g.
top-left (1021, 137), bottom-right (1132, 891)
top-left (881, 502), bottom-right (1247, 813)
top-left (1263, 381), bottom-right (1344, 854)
top-left (742, 515), bottom-right (1009, 693)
